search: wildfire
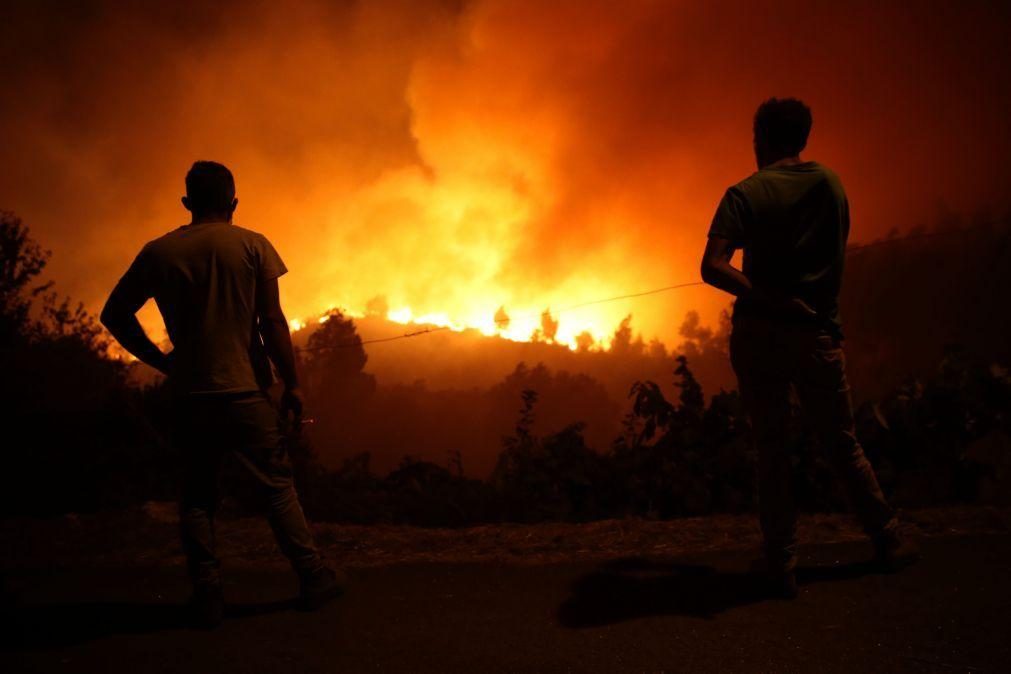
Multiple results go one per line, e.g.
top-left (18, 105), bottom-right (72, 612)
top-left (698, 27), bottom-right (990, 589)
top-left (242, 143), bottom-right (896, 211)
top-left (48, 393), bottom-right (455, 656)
top-left (289, 300), bottom-right (625, 352)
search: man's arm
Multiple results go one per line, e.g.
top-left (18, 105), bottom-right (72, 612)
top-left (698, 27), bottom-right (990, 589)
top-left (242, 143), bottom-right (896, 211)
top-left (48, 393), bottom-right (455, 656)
top-left (255, 276), bottom-right (303, 418)
top-left (100, 285), bottom-right (171, 375)
top-left (700, 236), bottom-right (753, 298)
top-left (700, 236), bottom-right (816, 318)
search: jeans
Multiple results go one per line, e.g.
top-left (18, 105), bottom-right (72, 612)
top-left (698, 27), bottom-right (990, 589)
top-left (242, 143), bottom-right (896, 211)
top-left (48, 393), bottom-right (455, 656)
top-left (730, 316), bottom-right (897, 570)
top-left (173, 391), bottom-right (322, 584)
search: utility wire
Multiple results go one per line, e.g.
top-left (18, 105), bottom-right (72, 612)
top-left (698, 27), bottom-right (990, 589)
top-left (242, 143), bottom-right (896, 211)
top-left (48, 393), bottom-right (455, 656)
top-left (299, 223), bottom-right (1005, 352)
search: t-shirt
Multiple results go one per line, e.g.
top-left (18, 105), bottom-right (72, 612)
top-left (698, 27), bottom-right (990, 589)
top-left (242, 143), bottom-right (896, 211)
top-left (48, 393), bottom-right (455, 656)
top-left (112, 221), bottom-right (287, 393)
top-left (708, 161), bottom-right (849, 338)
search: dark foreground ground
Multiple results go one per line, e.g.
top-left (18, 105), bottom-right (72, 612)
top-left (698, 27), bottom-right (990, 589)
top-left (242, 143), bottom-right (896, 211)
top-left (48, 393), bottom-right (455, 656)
top-left (4, 533), bottom-right (1010, 673)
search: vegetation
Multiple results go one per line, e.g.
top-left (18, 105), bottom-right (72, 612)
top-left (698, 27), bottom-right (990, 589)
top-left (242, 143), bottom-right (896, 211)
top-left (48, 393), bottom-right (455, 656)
top-left (2, 212), bottom-right (1009, 524)
top-left (1, 212), bottom-right (175, 516)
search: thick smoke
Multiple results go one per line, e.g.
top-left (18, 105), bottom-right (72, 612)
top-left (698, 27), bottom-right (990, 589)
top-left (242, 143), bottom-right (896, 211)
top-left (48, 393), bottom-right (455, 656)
top-left (1, 0), bottom-right (1009, 347)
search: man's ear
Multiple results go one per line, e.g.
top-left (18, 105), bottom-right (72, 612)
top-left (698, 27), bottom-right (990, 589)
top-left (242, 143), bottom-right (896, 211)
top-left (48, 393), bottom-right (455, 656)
top-left (230, 197), bottom-right (239, 213)
top-left (181, 196), bottom-right (192, 212)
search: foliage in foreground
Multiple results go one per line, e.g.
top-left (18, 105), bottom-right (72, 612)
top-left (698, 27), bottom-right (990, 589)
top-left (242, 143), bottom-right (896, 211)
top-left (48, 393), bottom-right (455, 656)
top-left (294, 346), bottom-right (1010, 525)
top-left (3, 211), bottom-right (1010, 524)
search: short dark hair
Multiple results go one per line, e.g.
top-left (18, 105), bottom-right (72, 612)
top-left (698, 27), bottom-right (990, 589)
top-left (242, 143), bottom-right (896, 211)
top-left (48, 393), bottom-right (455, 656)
top-left (753, 98), bottom-right (812, 156)
top-left (185, 161), bottom-right (235, 213)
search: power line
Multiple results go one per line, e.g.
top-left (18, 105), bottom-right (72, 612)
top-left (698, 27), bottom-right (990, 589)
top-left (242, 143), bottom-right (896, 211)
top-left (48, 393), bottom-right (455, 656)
top-left (557, 281), bottom-right (706, 313)
top-left (298, 223), bottom-right (1006, 352)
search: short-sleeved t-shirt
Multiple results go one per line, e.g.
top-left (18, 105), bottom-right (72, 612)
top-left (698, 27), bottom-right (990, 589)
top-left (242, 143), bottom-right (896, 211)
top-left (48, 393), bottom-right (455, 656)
top-left (112, 221), bottom-right (287, 393)
top-left (708, 161), bottom-right (849, 338)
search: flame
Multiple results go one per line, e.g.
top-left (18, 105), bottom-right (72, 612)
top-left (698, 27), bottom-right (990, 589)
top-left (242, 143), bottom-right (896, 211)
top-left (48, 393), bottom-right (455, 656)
top-left (2, 0), bottom-right (1007, 364)
top-left (291, 300), bottom-right (619, 352)
top-left (94, 0), bottom-right (719, 351)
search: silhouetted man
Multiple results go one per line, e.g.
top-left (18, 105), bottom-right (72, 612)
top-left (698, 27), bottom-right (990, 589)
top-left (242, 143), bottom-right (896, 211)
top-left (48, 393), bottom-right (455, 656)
top-left (701, 99), bottom-right (918, 598)
top-left (101, 161), bottom-right (342, 627)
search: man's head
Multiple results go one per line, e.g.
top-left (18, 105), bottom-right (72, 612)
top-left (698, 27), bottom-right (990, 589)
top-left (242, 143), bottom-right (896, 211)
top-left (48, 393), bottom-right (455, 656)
top-left (182, 161), bottom-right (237, 221)
top-left (753, 98), bottom-right (812, 169)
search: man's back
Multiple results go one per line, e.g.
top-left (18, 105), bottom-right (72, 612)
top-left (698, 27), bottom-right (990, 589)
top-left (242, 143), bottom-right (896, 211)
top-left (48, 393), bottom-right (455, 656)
top-left (100, 162), bottom-right (341, 627)
top-left (700, 100), bottom-right (917, 590)
top-left (123, 221), bottom-right (286, 393)
top-left (710, 161), bottom-right (849, 335)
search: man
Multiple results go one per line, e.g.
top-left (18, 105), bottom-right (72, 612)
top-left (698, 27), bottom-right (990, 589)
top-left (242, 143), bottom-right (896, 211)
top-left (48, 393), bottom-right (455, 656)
top-left (700, 98), bottom-right (918, 598)
top-left (101, 161), bottom-right (342, 628)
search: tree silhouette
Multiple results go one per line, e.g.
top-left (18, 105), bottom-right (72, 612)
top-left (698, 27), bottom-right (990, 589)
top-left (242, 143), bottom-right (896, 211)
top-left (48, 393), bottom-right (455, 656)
top-left (1, 213), bottom-right (169, 517)
top-left (0, 211), bottom-right (52, 345)
top-left (298, 309), bottom-right (377, 472)
top-left (532, 309), bottom-right (559, 343)
top-left (675, 355), bottom-right (704, 418)
top-left (301, 309), bottom-right (376, 411)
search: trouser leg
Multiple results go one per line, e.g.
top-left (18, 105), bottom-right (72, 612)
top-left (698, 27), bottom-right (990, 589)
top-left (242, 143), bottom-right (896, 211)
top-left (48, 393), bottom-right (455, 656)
top-left (178, 431), bottom-right (223, 585)
top-left (795, 337), bottom-right (897, 537)
top-left (731, 327), bottom-right (798, 570)
top-left (750, 384), bottom-right (798, 569)
top-left (229, 393), bottom-right (323, 575)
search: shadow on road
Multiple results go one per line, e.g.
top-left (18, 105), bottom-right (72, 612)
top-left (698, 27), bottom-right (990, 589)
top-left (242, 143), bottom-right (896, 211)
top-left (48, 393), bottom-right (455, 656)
top-left (558, 557), bottom-right (882, 627)
top-left (1, 597), bottom-right (297, 651)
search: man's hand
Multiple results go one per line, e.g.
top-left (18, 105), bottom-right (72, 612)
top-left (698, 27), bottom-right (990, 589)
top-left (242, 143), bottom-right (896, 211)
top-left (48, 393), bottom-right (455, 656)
top-left (154, 350), bottom-right (176, 377)
top-left (702, 238), bottom-right (819, 321)
top-left (101, 292), bottom-right (173, 376)
top-left (281, 386), bottom-right (305, 422)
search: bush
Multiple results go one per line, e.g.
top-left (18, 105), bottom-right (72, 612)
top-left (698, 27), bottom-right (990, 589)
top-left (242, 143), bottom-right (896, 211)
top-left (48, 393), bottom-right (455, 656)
top-left (4, 211), bottom-right (1009, 523)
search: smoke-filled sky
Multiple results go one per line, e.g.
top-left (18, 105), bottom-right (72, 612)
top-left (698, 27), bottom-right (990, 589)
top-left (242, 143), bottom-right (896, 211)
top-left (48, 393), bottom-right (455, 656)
top-left (2, 0), bottom-right (1009, 347)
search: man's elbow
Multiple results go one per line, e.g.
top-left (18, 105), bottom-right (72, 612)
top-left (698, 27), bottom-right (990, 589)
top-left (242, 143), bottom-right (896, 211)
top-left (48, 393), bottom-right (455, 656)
top-left (700, 258), bottom-right (718, 286)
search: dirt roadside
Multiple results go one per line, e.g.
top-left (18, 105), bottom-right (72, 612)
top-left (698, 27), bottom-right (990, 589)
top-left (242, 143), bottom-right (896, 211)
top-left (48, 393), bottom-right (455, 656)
top-left (3, 504), bottom-right (1009, 570)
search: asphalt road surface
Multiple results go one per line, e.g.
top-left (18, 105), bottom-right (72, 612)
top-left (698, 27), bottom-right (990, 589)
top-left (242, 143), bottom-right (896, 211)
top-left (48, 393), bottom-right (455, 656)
top-left (4, 535), bottom-right (1009, 673)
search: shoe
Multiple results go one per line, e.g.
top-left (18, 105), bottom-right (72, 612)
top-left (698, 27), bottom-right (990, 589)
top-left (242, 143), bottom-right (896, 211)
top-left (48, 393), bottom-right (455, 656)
top-left (298, 566), bottom-right (347, 611)
top-left (873, 532), bottom-right (920, 572)
top-left (188, 581), bottom-right (225, 630)
top-left (750, 558), bottom-right (798, 600)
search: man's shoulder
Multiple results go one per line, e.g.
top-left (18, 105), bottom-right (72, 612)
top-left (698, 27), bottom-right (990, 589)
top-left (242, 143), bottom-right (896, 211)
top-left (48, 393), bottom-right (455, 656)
top-left (730, 171), bottom-right (760, 190)
top-left (729, 171), bottom-right (767, 197)
top-left (152, 222), bottom-right (271, 246)
top-left (799, 162), bottom-right (846, 202)
top-left (720, 174), bottom-right (761, 212)
top-left (805, 161), bottom-right (843, 185)
top-left (139, 223), bottom-right (271, 264)
top-left (736, 161), bottom-right (844, 195)
top-left (140, 226), bottom-right (187, 257)
top-left (228, 223), bottom-right (273, 247)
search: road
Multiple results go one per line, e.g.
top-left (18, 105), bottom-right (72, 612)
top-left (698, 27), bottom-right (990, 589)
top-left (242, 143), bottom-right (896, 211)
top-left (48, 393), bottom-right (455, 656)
top-left (4, 535), bottom-right (1009, 673)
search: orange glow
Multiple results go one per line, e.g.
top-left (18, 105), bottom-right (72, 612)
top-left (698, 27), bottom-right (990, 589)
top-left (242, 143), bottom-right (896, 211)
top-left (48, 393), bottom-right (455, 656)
top-left (291, 300), bottom-right (618, 351)
top-left (1, 1), bottom-right (1009, 356)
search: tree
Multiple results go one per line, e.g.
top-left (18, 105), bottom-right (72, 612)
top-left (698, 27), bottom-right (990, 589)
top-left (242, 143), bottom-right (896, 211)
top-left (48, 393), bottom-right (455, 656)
top-left (304, 309), bottom-right (369, 379)
top-left (675, 354), bottom-right (704, 417)
top-left (0, 211), bottom-right (52, 344)
top-left (493, 388), bottom-right (608, 521)
top-left (531, 309), bottom-right (559, 343)
top-left (298, 309), bottom-right (377, 466)
top-left (301, 308), bottom-right (376, 408)
top-left (1, 213), bottom-right (167, 516)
